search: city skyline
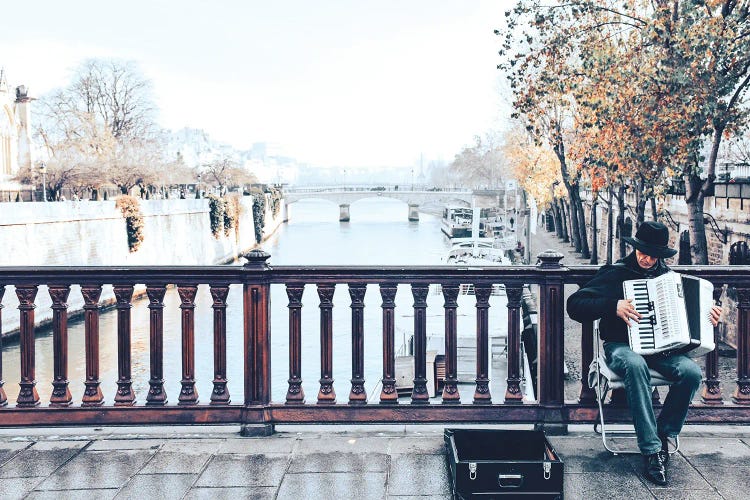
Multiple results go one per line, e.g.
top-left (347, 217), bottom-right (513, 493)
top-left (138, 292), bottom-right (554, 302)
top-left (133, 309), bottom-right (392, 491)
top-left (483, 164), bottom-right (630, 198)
top-left (0, 0), bottom-right (513, 170)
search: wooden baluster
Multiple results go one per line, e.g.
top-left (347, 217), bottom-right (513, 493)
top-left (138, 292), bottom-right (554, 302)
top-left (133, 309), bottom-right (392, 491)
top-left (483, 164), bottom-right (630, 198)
top-left (81, 285), bottom-right (104, 406)
top-left (578, 320), bottom-right (597, 405)
top-left (49, 285), bottom-right (72, 406)
top-left (504, 284), bottom-right (524, 404)
top-left (317, 284), bottom-right (336, 404)
top-left (733, 287), bottom-right (750, 404)
top-left (379, 284), bottom-right (398, 404)
top-left (411, 284), bottom-right (430, 404)
top-left (349, 284), bottom-right (367, 404)
top-left (146, 285), bottom-right (168, 405)
top-left (210, 285), bottom-right (231, 405)
top-left (285, 284), bottom-right (305, 404)
top-left (113, 285), bottom-right (136, 406)
top-left (473, 284), bottom-right (492, 403)
top-left (702, 287), bottom-right (724, 404)
top-left (15, 285), bottom-right (39, 407)
top-left (0, 286), bottom-right (7, 406)
top-left (441, 284), bottom-right (460, 403)
top-left (537, 251), bottom-right (566, 419)
top-left (178, 285), bottom-right (199, 405)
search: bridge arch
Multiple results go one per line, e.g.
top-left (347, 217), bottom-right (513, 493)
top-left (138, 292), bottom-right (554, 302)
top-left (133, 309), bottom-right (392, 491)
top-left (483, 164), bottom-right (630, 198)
top-left (282, 187), bottom-right (473, 222)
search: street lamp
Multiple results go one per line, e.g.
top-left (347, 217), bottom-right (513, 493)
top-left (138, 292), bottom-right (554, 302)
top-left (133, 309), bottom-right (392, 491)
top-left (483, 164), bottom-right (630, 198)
top-left (39, 161), bottom-right (48, 203)
top-left (196, 173), bottom-right (202, 199)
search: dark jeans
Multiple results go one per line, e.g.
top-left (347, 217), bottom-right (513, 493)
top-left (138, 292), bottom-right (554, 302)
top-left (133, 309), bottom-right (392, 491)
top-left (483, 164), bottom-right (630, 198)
top-left (604, 342), bottom-right (702, 455)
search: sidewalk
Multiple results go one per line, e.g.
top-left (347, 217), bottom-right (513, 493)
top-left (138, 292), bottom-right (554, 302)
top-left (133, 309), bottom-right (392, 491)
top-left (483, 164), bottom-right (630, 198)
top-left (0, 424), bottom-right (747, 499)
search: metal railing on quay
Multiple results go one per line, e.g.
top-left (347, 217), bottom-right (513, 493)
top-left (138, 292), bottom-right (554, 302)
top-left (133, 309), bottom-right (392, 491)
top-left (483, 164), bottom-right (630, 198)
top-left (0, 250), bottom-right (748, 433)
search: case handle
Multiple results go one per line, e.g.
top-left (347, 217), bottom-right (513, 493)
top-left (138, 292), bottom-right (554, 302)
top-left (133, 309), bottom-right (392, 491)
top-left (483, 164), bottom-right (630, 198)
top-left (498, 474), bottom-right (524, 488)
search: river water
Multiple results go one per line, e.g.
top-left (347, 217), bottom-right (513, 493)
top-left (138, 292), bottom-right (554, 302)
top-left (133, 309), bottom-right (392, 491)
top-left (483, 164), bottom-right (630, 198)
top-left (2, 198), bottom-right (510, 405)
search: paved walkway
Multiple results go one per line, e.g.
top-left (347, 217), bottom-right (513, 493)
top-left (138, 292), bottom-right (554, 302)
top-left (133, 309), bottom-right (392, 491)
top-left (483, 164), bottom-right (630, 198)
top-left (0, 424), bottom-right (748, 499)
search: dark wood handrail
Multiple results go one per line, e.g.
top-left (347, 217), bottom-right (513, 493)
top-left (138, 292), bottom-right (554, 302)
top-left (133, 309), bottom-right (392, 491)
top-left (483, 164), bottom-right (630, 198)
top-left (0, 257), bottom-right (748, 431)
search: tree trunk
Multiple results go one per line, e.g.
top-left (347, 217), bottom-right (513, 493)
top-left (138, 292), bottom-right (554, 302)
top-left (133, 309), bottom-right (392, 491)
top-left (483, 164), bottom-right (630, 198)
top-left (686, 173), bottom-right (710, 265)
top-left (553, 200), bottom-right (563, 238)
top-left (568, 185), bottom-right (590, 258)
top-left (650, 197), bottom-right (658, 220)
top-left (566, 186), bottom-right (581, 252)
top-left (590, 198), bottom-right (598, 265)
top-left (617, 185), bottom-right (627, 259)
top-left (562, 199), bottom-right (570, 242)
top-left (607, 188), bottom-right (614, 264)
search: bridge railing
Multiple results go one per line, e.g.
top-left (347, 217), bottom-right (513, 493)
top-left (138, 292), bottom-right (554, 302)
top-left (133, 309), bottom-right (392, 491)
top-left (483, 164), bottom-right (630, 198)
top-left (0, 251), bottom-right (748, 432)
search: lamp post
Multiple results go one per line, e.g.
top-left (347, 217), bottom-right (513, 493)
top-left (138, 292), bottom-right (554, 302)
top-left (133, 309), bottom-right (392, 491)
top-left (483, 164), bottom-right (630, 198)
top-left (196, 173), bottom-right (202, 199)
top-left (39, 161), bottom-right (48, 203)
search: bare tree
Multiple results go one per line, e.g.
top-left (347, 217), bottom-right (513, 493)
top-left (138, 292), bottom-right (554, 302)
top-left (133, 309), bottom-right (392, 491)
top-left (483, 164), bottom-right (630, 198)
top-left (33, 58), bottom-right (164, 195)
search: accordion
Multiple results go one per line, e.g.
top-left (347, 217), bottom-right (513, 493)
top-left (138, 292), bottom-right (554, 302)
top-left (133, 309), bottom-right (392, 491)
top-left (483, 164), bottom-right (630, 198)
top-left (622, 272), bottom-right (715, 356)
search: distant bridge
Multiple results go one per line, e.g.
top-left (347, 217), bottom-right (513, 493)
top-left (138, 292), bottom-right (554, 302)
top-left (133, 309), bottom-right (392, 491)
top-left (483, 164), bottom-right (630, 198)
top-left (282, 185), bottom-right (478, 221)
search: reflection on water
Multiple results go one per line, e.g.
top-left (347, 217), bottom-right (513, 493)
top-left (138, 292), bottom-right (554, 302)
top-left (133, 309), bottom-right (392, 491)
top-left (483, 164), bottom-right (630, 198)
top-left (2, 198), bottom-right (507, 404)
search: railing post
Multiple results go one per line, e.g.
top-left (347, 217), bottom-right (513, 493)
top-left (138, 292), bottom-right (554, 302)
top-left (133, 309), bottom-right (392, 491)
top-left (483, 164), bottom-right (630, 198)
top-left (441, 284), bottom-right (461, 403)
top-left (285, 284), bottom-right (305, 404)
top-left (146, 285), bottom-right (168, 406)
top-left (379, 284), bottom-right (398, 403)
top-left (242, 250), bottom-right (274, 436)
top-left (210, 284), bottom-right (231, 405)
top-left (411, 284), bottom-right (430, 404)
top-left (702, 287), bottom-right (724, 405)
top-left (316, 284), bottom-right (337, 404)
top-left (178, 285), bottom-right (199, 405)
top-left (113, 285), bottom-right (136, 406)
top-left (48, 285), bottom-right (72, 406)
top-left (16, 285), bottom-right (39, 407)
top-left (81, 285), bottom-right (104, 406)
top-left (348, 284), bottom-right (368, 404)
top-left (536, 250), bottom-right (567, 434)
top-left (473, 284), bottom-right (492, 404)
top-left (733, 287), bottom-right (750, 405)
top-left (504, 284), bottom-right (523, 404)
top-left (0, 286), bottom-right (7, 406)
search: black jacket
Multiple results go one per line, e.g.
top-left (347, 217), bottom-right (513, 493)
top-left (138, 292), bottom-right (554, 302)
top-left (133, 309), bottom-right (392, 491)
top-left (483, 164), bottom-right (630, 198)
top-left (566, 252), bottom-right (671, 343)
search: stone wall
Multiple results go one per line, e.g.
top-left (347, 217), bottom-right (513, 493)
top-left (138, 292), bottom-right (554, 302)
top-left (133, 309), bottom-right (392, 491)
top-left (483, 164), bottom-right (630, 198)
top-left (0, 194), bottom-right (284, 336)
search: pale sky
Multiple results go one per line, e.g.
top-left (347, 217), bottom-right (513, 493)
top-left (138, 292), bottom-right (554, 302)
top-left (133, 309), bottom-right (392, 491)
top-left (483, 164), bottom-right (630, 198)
top-left (1, 0), bottom-right (514, 168)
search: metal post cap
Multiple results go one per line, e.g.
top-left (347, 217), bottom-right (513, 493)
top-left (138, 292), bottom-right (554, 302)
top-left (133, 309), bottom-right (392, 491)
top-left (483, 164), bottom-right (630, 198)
top-left (243, 249), bottom-right (271, 268)
top-left (536, 250), bottom-right (564, 268)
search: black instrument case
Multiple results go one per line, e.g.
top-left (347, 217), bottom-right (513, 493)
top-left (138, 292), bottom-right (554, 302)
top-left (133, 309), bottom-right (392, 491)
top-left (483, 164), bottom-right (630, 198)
top-left (444, 428), bottom-right (564, 499)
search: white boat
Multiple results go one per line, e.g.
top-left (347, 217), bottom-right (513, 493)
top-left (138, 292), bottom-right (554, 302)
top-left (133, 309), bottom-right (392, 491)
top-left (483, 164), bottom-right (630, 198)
top-left (444, 207), bottom-right (514, 266)
top-left (441, 205), bottom-right (473, 238)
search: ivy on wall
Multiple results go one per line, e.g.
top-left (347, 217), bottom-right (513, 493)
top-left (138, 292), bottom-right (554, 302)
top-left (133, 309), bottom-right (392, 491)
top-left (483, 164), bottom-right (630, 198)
top-left (250, 189), bottom-right (266, 244)
top-left (115, 195), bottom-right (145, 252)
top-left (207, 194), bottom-right (226, 238)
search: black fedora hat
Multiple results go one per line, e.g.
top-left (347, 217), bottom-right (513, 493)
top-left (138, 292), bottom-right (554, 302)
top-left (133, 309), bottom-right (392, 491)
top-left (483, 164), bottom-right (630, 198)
top-left (623, 221), bottom-right (677, 258)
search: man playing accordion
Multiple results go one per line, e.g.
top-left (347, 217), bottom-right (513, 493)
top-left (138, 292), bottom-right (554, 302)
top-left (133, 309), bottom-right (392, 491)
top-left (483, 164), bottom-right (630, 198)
top-left (567, 221), bottom-right (722, 486)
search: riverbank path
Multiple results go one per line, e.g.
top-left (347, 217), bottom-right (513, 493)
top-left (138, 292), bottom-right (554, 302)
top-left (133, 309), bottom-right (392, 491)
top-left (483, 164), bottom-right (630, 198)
top-left (0, 424), bottom-right (747, 499)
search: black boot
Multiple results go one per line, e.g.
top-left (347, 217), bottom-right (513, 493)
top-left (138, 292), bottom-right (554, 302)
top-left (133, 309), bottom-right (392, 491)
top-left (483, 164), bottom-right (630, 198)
top-left (643, 453), bottom-right (667, 486)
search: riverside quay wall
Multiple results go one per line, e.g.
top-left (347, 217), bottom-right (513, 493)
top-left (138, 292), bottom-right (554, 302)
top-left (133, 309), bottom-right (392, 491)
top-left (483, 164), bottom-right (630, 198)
top-left (0, 195), bottom-right (283, 336)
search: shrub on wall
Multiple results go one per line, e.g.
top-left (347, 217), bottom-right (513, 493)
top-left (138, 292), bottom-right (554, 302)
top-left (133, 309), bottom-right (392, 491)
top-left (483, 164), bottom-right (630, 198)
top-left (250, 188), bottom-right (266, 244)
top-left (268, 187), bottom-right (282, 218)
top-left (115, 195), bottom-right (145, 252)
top-left (224, 195), bottom-right (242, 240)
top-left (207, 194), bottom-right (226, 238)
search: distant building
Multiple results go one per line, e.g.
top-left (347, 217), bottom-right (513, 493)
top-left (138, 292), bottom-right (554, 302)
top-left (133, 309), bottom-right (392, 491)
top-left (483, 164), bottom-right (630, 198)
top-left (0, 69), bottom-right (34, 188)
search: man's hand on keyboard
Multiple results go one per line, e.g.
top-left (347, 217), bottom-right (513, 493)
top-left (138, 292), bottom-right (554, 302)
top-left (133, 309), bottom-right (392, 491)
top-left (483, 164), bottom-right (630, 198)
top-left (617, 299), bottom-right (642, 326)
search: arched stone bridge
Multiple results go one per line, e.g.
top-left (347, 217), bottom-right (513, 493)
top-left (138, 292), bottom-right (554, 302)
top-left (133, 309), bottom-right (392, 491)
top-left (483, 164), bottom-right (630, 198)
top-left (282, 186), bottom-right (476, 221)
